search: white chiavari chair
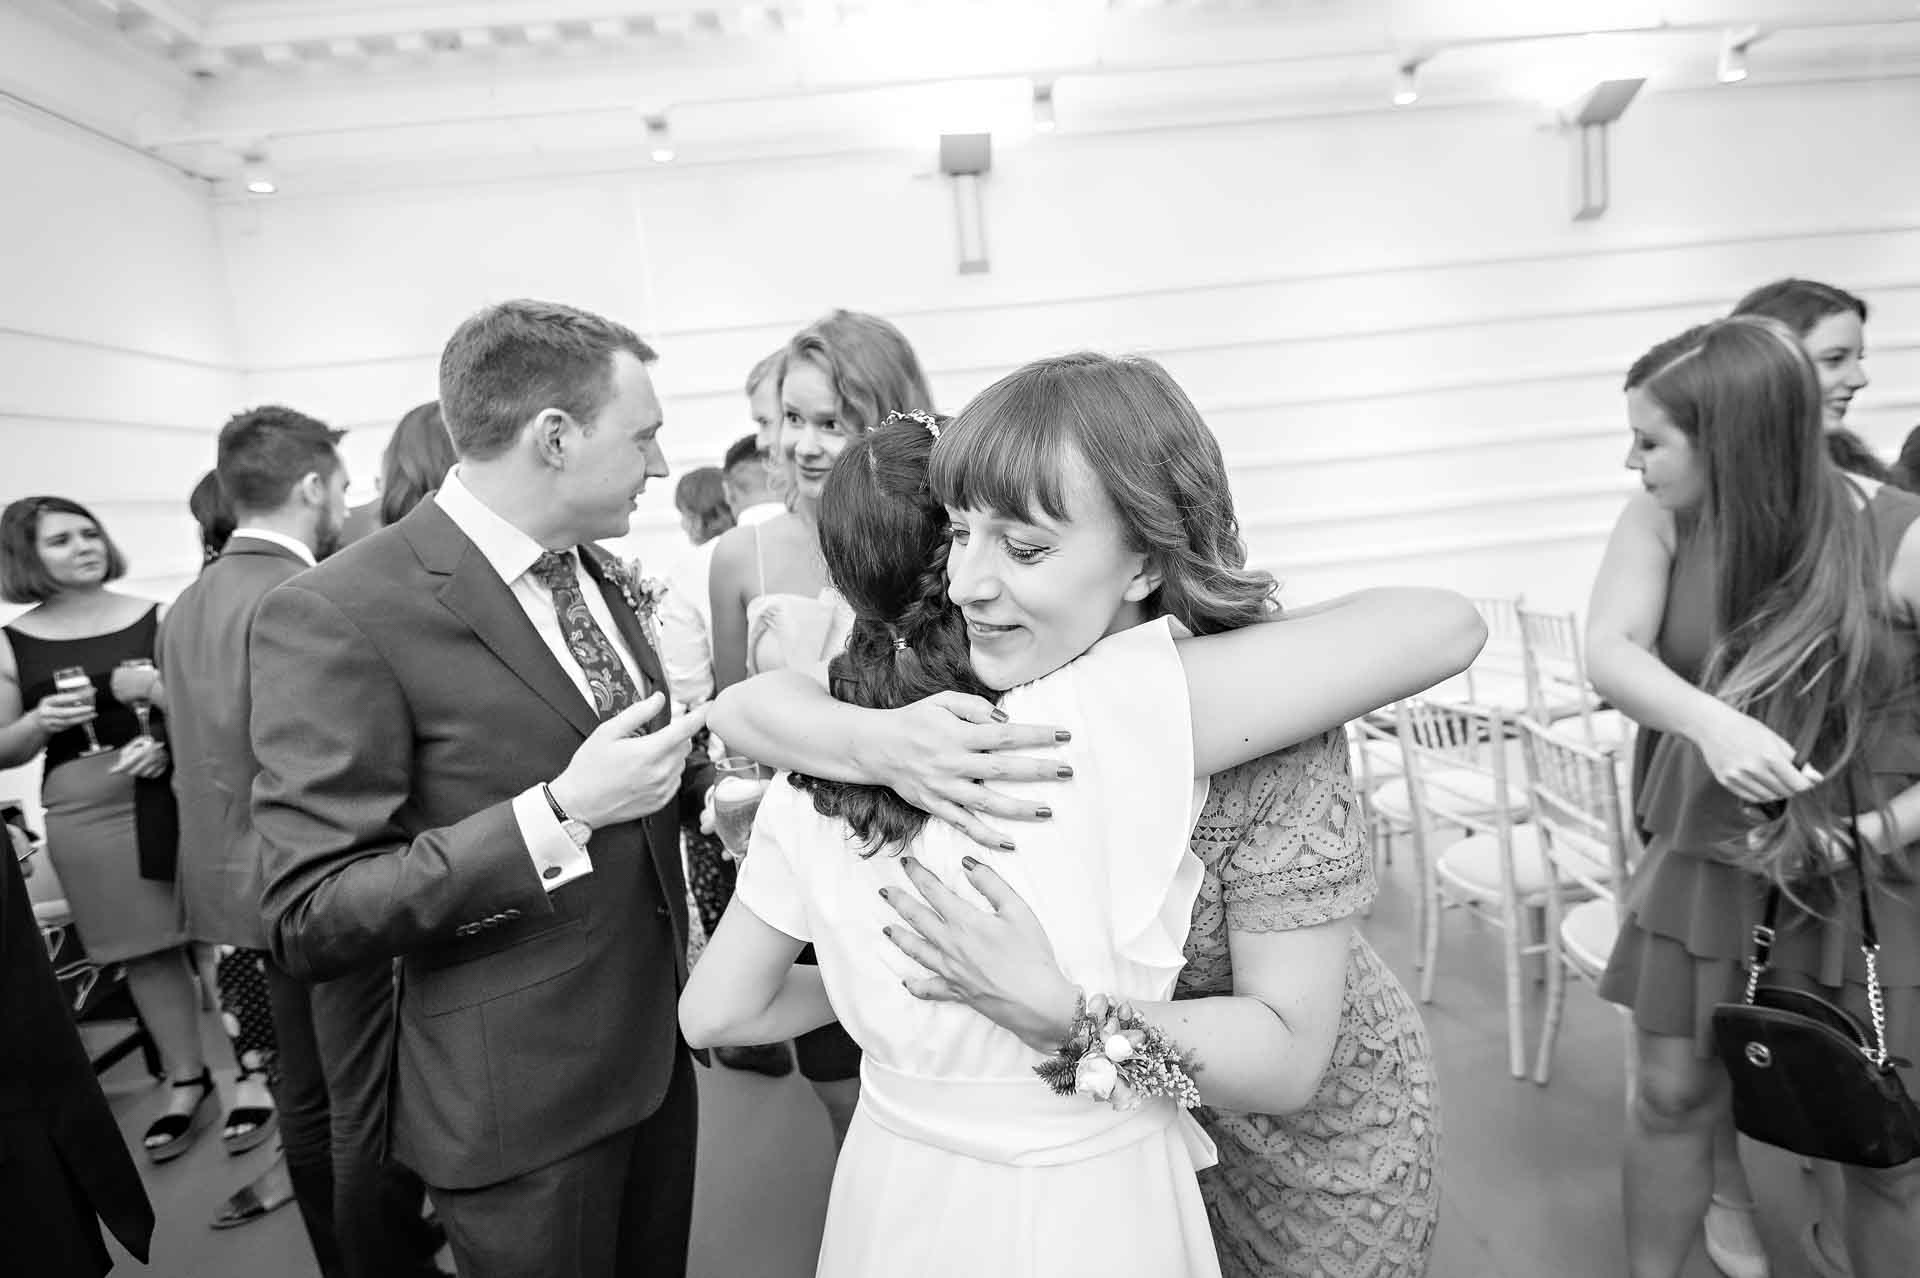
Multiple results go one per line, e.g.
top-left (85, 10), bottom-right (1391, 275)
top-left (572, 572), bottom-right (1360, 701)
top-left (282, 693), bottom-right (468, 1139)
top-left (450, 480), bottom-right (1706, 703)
top-left (1516, 718), bottom-right (1636, 1085)
top-left (1516, 606), bottom-right (1634, 752)
top-left (1395, 698), bottom-right (1545, 1079)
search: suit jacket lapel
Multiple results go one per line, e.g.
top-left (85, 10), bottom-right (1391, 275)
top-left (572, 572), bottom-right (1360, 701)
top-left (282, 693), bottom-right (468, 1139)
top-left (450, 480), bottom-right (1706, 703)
top-left (579, 548), bottom-right (690, 961)
top-left (403, 501), bottom-right (599, 740)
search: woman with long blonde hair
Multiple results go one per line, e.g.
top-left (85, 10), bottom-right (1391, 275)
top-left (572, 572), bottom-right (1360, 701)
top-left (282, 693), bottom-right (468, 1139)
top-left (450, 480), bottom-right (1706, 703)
top-left (705, 309), bottom-right (936, 1140)
top-left (1589, 316), bottom-right (1920, 1278)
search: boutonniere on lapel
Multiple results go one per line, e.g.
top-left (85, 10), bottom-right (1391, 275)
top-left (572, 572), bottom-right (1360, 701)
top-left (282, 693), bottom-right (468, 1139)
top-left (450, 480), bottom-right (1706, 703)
top-left (603, 554), bottom-right (669, 651)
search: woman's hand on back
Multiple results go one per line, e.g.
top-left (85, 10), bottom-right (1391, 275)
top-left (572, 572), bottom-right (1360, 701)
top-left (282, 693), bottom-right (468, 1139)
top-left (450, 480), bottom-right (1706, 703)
top-left (871, 693), bottom-right (1070, 852)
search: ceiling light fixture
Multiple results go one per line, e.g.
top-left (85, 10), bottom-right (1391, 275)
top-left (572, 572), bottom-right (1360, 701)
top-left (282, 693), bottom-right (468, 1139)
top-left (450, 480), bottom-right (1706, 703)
top-left (1393, 61), bottom-right (1421, 107)
top-left (242, 151), bottom-right (276, 195)
top-left (646, 115), bottom-right (674, 163)
top-left (1718, 26), bottom-right (1761, 84)
top-left (1032, 79), bottom-right (1056, 133)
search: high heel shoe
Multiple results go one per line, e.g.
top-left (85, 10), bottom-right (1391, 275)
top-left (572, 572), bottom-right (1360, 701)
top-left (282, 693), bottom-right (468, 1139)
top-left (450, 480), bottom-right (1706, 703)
top-left (145, 1068), bottom-right (215, 1164)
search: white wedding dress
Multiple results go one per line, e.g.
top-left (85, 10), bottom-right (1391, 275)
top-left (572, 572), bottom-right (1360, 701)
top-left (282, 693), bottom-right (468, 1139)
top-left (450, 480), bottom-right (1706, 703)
top-left (734, 618), bottom-right (1222, 1277)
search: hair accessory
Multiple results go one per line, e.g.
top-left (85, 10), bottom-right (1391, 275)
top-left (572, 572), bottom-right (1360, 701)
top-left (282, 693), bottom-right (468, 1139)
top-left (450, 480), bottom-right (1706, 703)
top-left (891, 630), bottom-right (909, 653)
top-left (1035, 989), bottom-right (1201, 1112)
top-left (884, 409), bottom-right (940, 440)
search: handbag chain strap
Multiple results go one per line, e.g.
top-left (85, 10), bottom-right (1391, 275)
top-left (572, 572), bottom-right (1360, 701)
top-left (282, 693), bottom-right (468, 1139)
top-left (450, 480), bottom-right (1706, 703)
top-left (1744, 774), bottom-right (1890, 1069)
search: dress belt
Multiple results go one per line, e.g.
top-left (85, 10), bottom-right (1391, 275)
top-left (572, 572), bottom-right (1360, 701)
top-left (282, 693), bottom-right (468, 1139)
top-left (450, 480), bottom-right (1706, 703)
top-left (857, 1058), bottom-right (1217, 1171)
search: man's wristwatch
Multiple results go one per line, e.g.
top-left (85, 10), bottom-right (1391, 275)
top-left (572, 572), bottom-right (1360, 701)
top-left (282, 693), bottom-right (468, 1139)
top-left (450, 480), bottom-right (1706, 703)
top-left (541, 783), bottom-right (594, 850)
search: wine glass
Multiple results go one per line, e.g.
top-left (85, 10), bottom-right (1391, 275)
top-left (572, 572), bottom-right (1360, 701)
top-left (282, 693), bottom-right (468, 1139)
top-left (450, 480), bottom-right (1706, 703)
top-left (51, 666), bottom-right (111, 757)
top-left (712, 756), bottom-right (772, 862)
top-left (113, 658), bottom-right (159, 740)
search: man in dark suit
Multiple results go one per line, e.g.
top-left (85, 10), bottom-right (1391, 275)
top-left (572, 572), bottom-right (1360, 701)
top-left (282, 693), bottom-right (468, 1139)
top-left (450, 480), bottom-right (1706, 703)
top-left (253, 300), bottom-right (708, 1278)
top-left (3, 822), bottom-right (153, 1276)
top-left (166, 408), bottom-right (442, 1277)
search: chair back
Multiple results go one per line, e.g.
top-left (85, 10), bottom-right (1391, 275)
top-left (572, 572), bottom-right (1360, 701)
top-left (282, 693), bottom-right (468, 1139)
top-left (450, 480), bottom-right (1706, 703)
top-left (1516, 718), bottom-right (1632, 907)
top-left (1517, 606), bottom-right (1601, 741)
top-left (1395, 698), bottom-right (1516, 840)
top-left (1462, 595), bottom-right (1527, 706)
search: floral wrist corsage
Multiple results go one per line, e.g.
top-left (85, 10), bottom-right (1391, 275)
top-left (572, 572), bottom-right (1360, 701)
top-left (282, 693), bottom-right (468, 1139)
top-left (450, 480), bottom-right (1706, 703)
top-left (1033, 990), bottom-right (1202, 1111)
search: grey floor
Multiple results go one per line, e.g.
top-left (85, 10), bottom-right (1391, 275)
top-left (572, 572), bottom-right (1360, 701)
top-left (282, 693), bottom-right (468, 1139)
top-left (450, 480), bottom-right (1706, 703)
top-left (93, 839), bottom-right (1825, 1278)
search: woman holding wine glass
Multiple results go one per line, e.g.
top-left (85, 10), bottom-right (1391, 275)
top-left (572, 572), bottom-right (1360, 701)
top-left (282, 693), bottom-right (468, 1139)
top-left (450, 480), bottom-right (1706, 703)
top-left (706, 309), bottom-right (937, 1142)
top-left (0, 496), bottom-right (212, 1163)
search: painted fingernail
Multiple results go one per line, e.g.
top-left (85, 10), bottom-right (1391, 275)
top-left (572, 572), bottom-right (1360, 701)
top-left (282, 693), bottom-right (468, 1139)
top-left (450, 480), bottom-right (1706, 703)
top-left (882, 926), bottom-right (892, 938)
top-left (901, 856), bottom-right (917, 870)
top-left (999, 839), bottom-right (1016, 852)
top-left (1035, 806), bottom-right (1053, 820)
top-left (1055, 729), bottom-right (1072, 742)
top-left (961, 856), bottom-right (979, 871)
top-left (990, 707), bottom-right (1009, 723)
top-left (1057, 765), bottom-right (1074, 779)
top-left (877, 887), bottom-right (888, 900)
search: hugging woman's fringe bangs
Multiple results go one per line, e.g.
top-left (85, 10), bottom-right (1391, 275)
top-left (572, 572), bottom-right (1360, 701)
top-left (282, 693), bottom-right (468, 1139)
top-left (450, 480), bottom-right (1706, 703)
top-left (1633, 318), bottom-right (1908, 886)
top-left (931, 353), bottom-right (1277, 636)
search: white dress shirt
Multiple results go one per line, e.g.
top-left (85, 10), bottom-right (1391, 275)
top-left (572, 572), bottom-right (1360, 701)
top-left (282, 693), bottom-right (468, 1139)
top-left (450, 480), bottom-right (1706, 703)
top-left (656, 500), bottom-right (787, 710)
top-left (435, 468), bottom-right (650, 892)
top-left (228, 526), bottom-right (317, 568)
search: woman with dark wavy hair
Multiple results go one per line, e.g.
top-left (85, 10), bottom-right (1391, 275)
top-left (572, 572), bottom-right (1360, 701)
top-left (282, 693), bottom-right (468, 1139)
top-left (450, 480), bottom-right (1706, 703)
top-left (379, 400), bottom-right (457, 527)
top-left (1734, 278), bottom-right (1881, 480)
top-left (704, 308), bottom-right (935, 1136)
top-left (1589, 316), bottom-right (1920, 1278)
top-left (690, 354), bottom-right (1475, 1277)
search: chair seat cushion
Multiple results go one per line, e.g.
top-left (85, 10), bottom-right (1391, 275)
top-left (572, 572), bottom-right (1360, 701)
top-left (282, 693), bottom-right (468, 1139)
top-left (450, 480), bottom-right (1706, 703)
top-left (1350, 738), bottom-right (1404, 778)
top-left (1372, 771), bottom-right (1528, 824)
top-left (1561, 898), bottom-right (1620, 975)
top-left (1586, 708), bottom-right (1634, 748)
top-left (33, 898), bottom-right (72, 928)
top-left (1436, 825), bottom-right (1555, 898)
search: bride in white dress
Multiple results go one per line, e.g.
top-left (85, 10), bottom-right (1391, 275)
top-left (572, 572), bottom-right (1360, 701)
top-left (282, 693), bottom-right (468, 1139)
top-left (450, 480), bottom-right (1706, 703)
top-left (680, 414), bottom-right (1482, 1276)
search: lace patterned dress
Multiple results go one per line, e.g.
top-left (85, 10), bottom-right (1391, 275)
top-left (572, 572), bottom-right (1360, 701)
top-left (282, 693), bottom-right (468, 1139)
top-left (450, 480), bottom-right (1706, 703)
top-left (1176, 730), bottom-right (1440, 1278)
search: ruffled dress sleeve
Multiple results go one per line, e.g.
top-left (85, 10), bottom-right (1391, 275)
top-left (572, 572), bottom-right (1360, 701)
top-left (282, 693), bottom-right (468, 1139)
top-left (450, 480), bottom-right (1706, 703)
top-left (1210, 729), bottom-right (1375, 933)
top-left (1000, 616), bottom-right (1207, 994)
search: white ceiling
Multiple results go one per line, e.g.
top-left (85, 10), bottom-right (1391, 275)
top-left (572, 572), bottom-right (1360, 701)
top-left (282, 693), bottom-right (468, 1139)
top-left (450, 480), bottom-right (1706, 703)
top-left (19, 0), bottom-right (1920, 192)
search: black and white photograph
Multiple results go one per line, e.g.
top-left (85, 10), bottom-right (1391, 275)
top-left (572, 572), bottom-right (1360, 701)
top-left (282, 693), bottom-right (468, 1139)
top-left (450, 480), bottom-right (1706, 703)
top-left (3, 1), bottom-right (1919, 1275)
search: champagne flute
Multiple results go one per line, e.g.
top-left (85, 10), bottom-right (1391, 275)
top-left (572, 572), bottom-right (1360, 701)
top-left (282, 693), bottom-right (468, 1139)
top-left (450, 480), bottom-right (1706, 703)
top-left (113, 658), bottom-right (159, 740)
top-left (51, 666), bottom-right (111, 757)
top-left (712, 756), bottom-right (772, 861)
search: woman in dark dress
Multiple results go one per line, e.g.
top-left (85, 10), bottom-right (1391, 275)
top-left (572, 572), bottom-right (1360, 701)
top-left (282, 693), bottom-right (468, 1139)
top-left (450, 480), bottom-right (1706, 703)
top-left (1729, 277), bottom-right (1884, 1277)
top-left (1588, 318), bottom-right (1920, 1278)
top-left (0, 496), bottom-right (212, 1163)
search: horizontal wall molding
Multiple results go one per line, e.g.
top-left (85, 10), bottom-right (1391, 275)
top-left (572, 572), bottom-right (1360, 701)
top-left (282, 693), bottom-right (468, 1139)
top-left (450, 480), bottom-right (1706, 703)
top-left (1260, 521), bottom-right (1616, 574)
top-left (236, 222), bottom-right (1920, 375)
top-left (1233, 416), bottom-right (1619, 471)
top-left (269, 346), bottom-right (1920, 429)
top-left (0, 411), bottom-right (224, 436)
top-left (0, 324), bottom-right (237, 375)
top-left (1241, 476), bottom-right (1636, 533)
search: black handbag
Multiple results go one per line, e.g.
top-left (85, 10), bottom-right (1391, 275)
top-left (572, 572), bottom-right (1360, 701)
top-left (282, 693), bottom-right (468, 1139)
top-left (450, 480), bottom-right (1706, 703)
top-left (1711, 787), bottom-right (1920, 1168)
